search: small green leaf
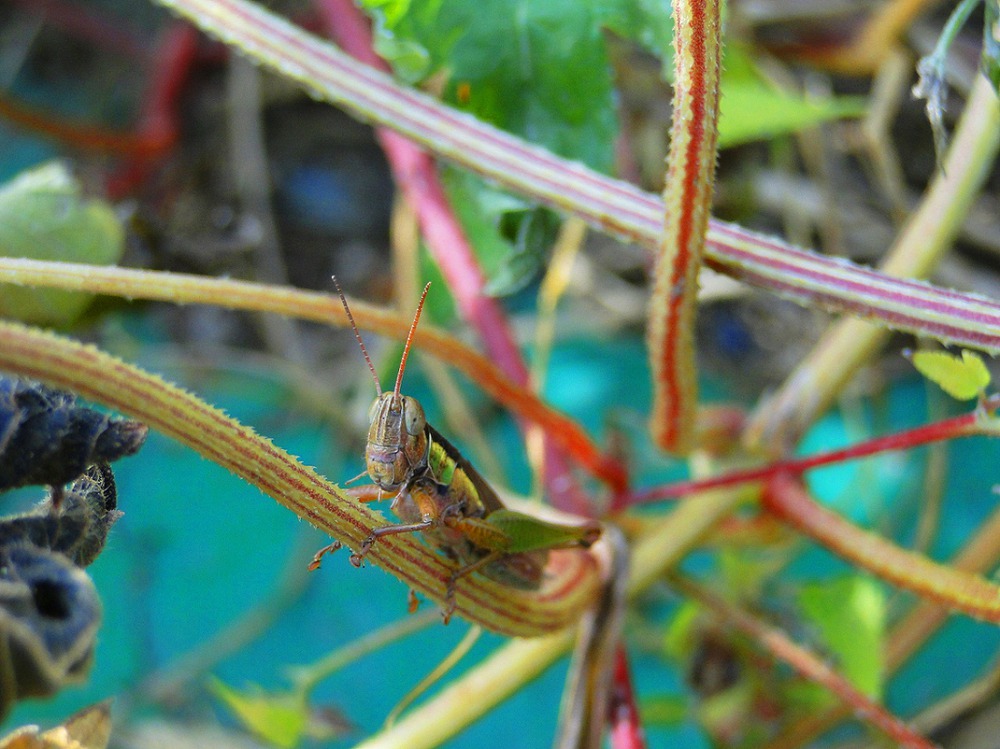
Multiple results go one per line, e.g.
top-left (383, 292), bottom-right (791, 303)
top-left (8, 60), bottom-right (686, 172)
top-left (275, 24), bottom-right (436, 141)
top-left (486, 208), bottom-right (559, 297)
top-left (598, 0), bottom-right (675, 78)
top-left (209, 678), bottom-right (308, 748)
top-left (783, 680), bottom-right (836, 712)
top-left (718, 46), bottom-right (867, 148)
top-left (797, 576), bottom-right (885, 699)
top-left (640, 694), bottom-right (689, 726)
top-left (0, 162), bottom-right (124, 326)
top-left (484, 509), bottom-right (599, 553)
top-left (663, 601), bottom-right (701, 660)
top-left (910, 349), bottom-right (992, 400)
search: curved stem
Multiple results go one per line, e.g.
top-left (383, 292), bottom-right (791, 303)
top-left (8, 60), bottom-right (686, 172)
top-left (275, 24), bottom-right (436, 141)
top-left (0, 321), bottom-right (599, 637)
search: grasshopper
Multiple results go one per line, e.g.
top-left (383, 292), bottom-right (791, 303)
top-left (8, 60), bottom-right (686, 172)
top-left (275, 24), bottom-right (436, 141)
top-left (317, 280), bottom-right (601, 619)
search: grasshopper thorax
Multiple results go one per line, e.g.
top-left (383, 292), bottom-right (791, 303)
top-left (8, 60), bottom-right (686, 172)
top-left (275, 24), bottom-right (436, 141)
top-left (365, 392), bottom-right (428, 491)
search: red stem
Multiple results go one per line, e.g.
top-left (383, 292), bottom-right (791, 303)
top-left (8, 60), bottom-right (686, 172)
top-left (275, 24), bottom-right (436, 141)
top-left (608, 645), bottom-right (647, 749)
top-left (629, 400), bottom-right (995, 506)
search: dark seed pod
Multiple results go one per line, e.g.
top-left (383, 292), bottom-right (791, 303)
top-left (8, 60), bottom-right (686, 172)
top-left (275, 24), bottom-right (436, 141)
top-left (0, 543), bottom-right (101, 721)
top-left (0, 464), bottom-right (122, 568)
top-left (0, 375), bottom-right (147, 494)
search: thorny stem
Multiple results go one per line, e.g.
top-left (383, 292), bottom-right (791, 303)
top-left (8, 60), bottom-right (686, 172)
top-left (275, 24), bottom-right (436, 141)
top-left (631, 398), bottom-right (999, 504)
top-left (647, 0), bottom-right (722, 455)
top-left (0, 321), bottom-right (600, 637)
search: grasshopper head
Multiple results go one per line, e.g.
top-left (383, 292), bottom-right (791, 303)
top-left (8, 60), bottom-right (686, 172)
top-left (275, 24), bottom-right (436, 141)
top-left (365, 392), bottom-right (428, 490)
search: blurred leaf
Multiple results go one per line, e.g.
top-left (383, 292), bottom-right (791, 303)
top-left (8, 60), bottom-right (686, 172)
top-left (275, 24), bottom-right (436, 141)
top-left (0, 162), bottom-right (124, 326)
top-left (436, 168), bottom-right (553, 305)
top-left (716, 547), bottom-right (786, 600)
top-left (361, 0), bottom-right (619, 173)
top-left (697, 680), bottom-right (754, 739)
top-left (486, 208), bottom-right (559, 297)
top-left (663, 601), bottom-right (701, 660)
top-left (599, 0), bottom-right (674, 77)
top-left (718, 46), bottom-right (866, 148)
top-left (209, 679), bottom-right (308, 749)
top-left (797, 576), bottom-right (885, 699)
top-left (909, 349), bottom-right (991, 400)
top-left (783, 679), bottom-right (835, 713)
top-left (640, 694), bottom-right (688, 726)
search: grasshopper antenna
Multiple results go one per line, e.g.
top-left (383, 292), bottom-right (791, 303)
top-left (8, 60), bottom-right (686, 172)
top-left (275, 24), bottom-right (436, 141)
top-left (393, 282), bottom-right (431, 402)
top-left (332, 276), bottom-right (381, 397)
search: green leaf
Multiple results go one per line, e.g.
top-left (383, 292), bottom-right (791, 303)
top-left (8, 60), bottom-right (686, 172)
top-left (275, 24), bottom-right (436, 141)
top-left (484, 509), bottom-right (598, 553)
top-left (209, 678), bottom-right (308, 748)
top-left (718, 45), bottom-right (867, 148)
top-left (797, 576), bottom-right (885, 699)
top-left (662, 600), bottom-right (701, 660)
top-left (0, 162), bottom-right (124, 326)
top-left (598, 0), bottom-right (674, 77)
top-left (716, 547), bottom-right (787, 601)
top-left (485, 207), bottom-right (559, 297)
top-left (910, 349), bottom-right (992, 400)
top-left (360, 0), bottom-right (619, 173)
top-left (432, 169), bottom-right (556, 311)
top-left (640, 694), bottom-right (689, 726)
top-left (440, 168), bottom-right (529, 278)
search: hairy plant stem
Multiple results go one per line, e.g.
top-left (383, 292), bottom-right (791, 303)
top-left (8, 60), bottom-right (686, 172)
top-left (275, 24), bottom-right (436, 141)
top-left (648, 0), bottom-right (722, 455)
top-left (0, 321), bottom-right (599, 637)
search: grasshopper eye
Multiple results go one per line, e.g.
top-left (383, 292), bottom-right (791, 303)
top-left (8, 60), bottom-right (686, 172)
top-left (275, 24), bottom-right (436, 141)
top-left (401, 396), bottom-right (426, 436)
